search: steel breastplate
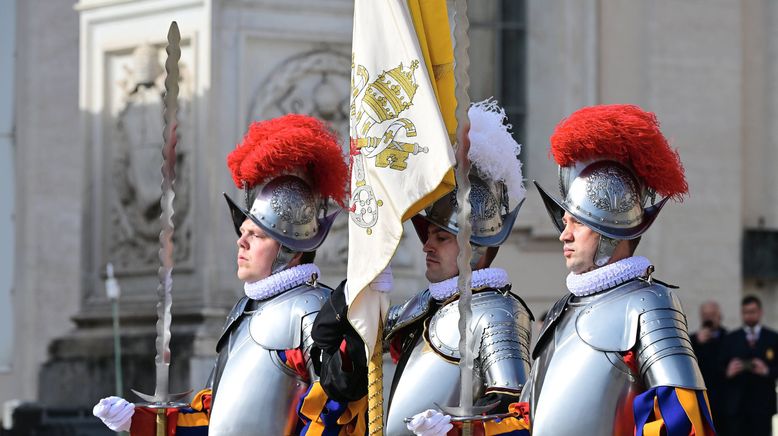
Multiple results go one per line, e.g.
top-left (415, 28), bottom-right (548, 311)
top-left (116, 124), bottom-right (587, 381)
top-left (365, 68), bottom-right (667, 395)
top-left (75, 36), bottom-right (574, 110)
top-left (524, 279), bottom-right (703, 436)
top-left (208, 283), bottom-right (329, 435)
top-left (386, 289), bottom-right (531, 435)
top-left (526, 297), bottom-right (639, 436)
top-left (385, 334), bottom-right (473, 435)
top-left (524, 281), bottom-right (647, 436)
top-left (208, 314), bottom-right (308, 435)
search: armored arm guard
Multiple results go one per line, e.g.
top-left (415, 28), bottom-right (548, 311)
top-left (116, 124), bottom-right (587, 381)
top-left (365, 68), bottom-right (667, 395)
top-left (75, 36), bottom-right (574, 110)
top-left (476, 292), bottom-right (533, 393)
top-left (576, 281), bottom-right (705, 390)
top-left (635, 292), bottom-right (705, 389)
top-left (301, 311), bottom-right (319, 382)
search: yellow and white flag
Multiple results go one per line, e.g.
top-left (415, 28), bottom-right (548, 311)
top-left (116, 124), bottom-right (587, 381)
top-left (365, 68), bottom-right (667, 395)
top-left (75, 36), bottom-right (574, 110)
top-left (346, 0), bottom-right (456, 357)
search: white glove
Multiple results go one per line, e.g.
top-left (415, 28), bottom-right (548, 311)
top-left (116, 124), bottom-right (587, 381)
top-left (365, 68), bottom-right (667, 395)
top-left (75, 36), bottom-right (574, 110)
top-left (370, 265), bottom-right (393, 293)
top-left (93, 396), bottom-right (134, 432)
top-left (407, 409), bottom-right (453, 436)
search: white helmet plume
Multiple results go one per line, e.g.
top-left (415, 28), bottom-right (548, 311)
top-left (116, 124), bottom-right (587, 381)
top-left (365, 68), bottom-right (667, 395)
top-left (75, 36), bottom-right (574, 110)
top-left (467, 98), bottom-right (526, 208)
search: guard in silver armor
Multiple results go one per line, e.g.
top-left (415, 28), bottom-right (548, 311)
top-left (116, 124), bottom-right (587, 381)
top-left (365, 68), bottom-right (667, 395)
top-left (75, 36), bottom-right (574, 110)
top-left (523, 104), bottom-right (716, 435)
top-left (92, 114), bottom-right (354, 436)
top-left (387, 100), bottom-right (533, 435)
top-left (310, 100), bottom-right (532, 436)
top-left (205, 114), bottom-right (354, 435)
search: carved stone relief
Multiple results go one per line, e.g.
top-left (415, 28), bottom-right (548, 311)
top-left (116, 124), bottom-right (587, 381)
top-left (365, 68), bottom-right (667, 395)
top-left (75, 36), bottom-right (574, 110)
top-left (107, 43), bottom-right (194, 274)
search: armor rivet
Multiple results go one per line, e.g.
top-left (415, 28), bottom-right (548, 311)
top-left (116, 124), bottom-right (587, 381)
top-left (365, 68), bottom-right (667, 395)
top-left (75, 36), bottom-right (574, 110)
top-left (305, 232), bottom-right (309, 236)
top-left (260, 216), bottom-right (264, 220)
top-left (641, 298), bottom-right (645, 301)
top-left (295, 232), bottom-right (300, 236)
top-left (283, 229), bottom-right (287, 233)
top-left (272, 224), bottom-right (276, 228)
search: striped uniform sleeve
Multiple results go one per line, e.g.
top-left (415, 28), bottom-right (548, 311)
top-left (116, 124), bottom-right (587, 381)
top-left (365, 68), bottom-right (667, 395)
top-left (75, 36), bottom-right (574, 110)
top-left (297, 381), bottom-right (367, 436)
top-left (634, 387), bottom-right (716, 436)
top-left (482, 401), bottom-right (531, 436)
top-left (175, 388), bottom-right (211, 436)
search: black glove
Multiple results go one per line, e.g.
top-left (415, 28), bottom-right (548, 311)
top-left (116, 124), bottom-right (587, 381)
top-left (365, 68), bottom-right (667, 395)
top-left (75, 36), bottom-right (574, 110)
top-left (311, 280), bottom-right (369, 402)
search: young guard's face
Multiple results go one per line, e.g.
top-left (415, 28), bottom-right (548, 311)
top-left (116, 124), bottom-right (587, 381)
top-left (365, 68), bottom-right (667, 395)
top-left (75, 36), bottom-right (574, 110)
top-left (559, 212), bottom-right (600, 274)
top-left (423, 225), bottom-right (460, 283)
top-left (236, 218), bottom-right (281, 282)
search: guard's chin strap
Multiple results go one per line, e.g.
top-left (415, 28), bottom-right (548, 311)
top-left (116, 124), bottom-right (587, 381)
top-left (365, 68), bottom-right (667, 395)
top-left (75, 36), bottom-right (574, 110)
top-left (593, 234), bottom-right (619, 267)
top-left (270, 245), bottom-right (298, 274)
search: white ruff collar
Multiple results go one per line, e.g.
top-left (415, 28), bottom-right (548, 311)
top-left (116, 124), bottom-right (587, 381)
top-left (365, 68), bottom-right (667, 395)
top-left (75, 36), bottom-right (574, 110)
top-left (244, 263), bottom-right (321, 301)
top-left (566, 256), bottom-right (652, 297)
top-left (428, 268), bottom-right (510, 301)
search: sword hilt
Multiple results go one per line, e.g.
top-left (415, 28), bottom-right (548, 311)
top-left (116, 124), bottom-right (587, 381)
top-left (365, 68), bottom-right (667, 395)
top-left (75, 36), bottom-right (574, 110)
top-left (131, 382), bottom-right (192, 436)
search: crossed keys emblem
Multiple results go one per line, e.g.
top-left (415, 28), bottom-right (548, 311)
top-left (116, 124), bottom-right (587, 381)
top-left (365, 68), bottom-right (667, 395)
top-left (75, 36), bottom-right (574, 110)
top-left (349, 56), bottom-right (429, 234)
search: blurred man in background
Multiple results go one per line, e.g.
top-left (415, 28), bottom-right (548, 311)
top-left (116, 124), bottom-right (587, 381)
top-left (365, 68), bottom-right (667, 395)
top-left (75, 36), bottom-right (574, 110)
top-left (691, 300), bottom-right (727, 433)
top-left (720, 295), bottom-right (778, 436)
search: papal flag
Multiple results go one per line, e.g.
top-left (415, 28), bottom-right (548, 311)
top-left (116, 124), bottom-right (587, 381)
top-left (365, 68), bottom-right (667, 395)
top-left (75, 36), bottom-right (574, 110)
top-left (346, 0), bottom-right (456, 368)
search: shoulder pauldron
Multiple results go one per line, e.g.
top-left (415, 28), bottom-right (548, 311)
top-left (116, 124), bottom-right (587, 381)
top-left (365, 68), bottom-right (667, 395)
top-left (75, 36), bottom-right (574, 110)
top-left (385, 290), bottom-right (434, 341)
top-left (249, 283), bottom-right (331, 349)
top-left (428, 290), bottom-right (532, 360)
top-left (575, 279), bottom-right (682, 352)
top-left (216, 296), bottom-right (250, 353)
top-left (216, 284), bottom-right (332, 353)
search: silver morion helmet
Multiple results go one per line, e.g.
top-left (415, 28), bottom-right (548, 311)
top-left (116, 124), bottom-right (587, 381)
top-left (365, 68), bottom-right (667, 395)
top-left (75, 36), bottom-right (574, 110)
top-left (224, 175), bottom-right (339, 252)
top-left (412, 170), bottom-right (523, 248)
top-left (535, 159), bottom-right (667, 241)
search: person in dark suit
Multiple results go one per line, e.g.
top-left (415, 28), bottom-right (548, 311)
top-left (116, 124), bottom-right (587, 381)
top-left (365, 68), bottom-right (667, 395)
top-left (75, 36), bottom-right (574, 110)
top-left (691, 300), bottom-right (728, 433)
top-left (720, 295), bottom-right (778, 436)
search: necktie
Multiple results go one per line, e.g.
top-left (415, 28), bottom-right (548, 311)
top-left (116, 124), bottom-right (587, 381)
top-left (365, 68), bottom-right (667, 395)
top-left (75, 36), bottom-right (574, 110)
top-left (747, 327), bottom-right (757, 347)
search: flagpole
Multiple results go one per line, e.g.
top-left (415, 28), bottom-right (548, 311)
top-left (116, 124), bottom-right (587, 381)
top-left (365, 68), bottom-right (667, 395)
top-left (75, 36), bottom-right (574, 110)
top-left (367, 320), bottom-right (384, 435)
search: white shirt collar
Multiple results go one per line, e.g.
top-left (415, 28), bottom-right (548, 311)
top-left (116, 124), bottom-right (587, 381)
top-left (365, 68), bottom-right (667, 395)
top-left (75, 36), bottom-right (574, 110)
top-left (566, 256), bottom-right (652, 297)
top-left (746, 324), bottom-right (762, 337)
top-left (243, 263), bottom-right (321, 301)
top-left (428, 267), bottom-right (510, 301)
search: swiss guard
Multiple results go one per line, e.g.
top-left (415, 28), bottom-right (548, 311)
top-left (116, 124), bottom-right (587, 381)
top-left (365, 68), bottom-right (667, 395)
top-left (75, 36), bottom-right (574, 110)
top-left (312, 99), bottom-right (534, 436)
top-left (93, 114), bottom-right (367, 435)
top-left (521, 104), bottom-right (716, 435)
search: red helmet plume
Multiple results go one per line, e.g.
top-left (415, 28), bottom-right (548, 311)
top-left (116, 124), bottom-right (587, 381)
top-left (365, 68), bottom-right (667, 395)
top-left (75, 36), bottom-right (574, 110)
top-left (549, 104), bottom-right (688, 200)
top-left (227, 114), bottom-right (348, 206)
